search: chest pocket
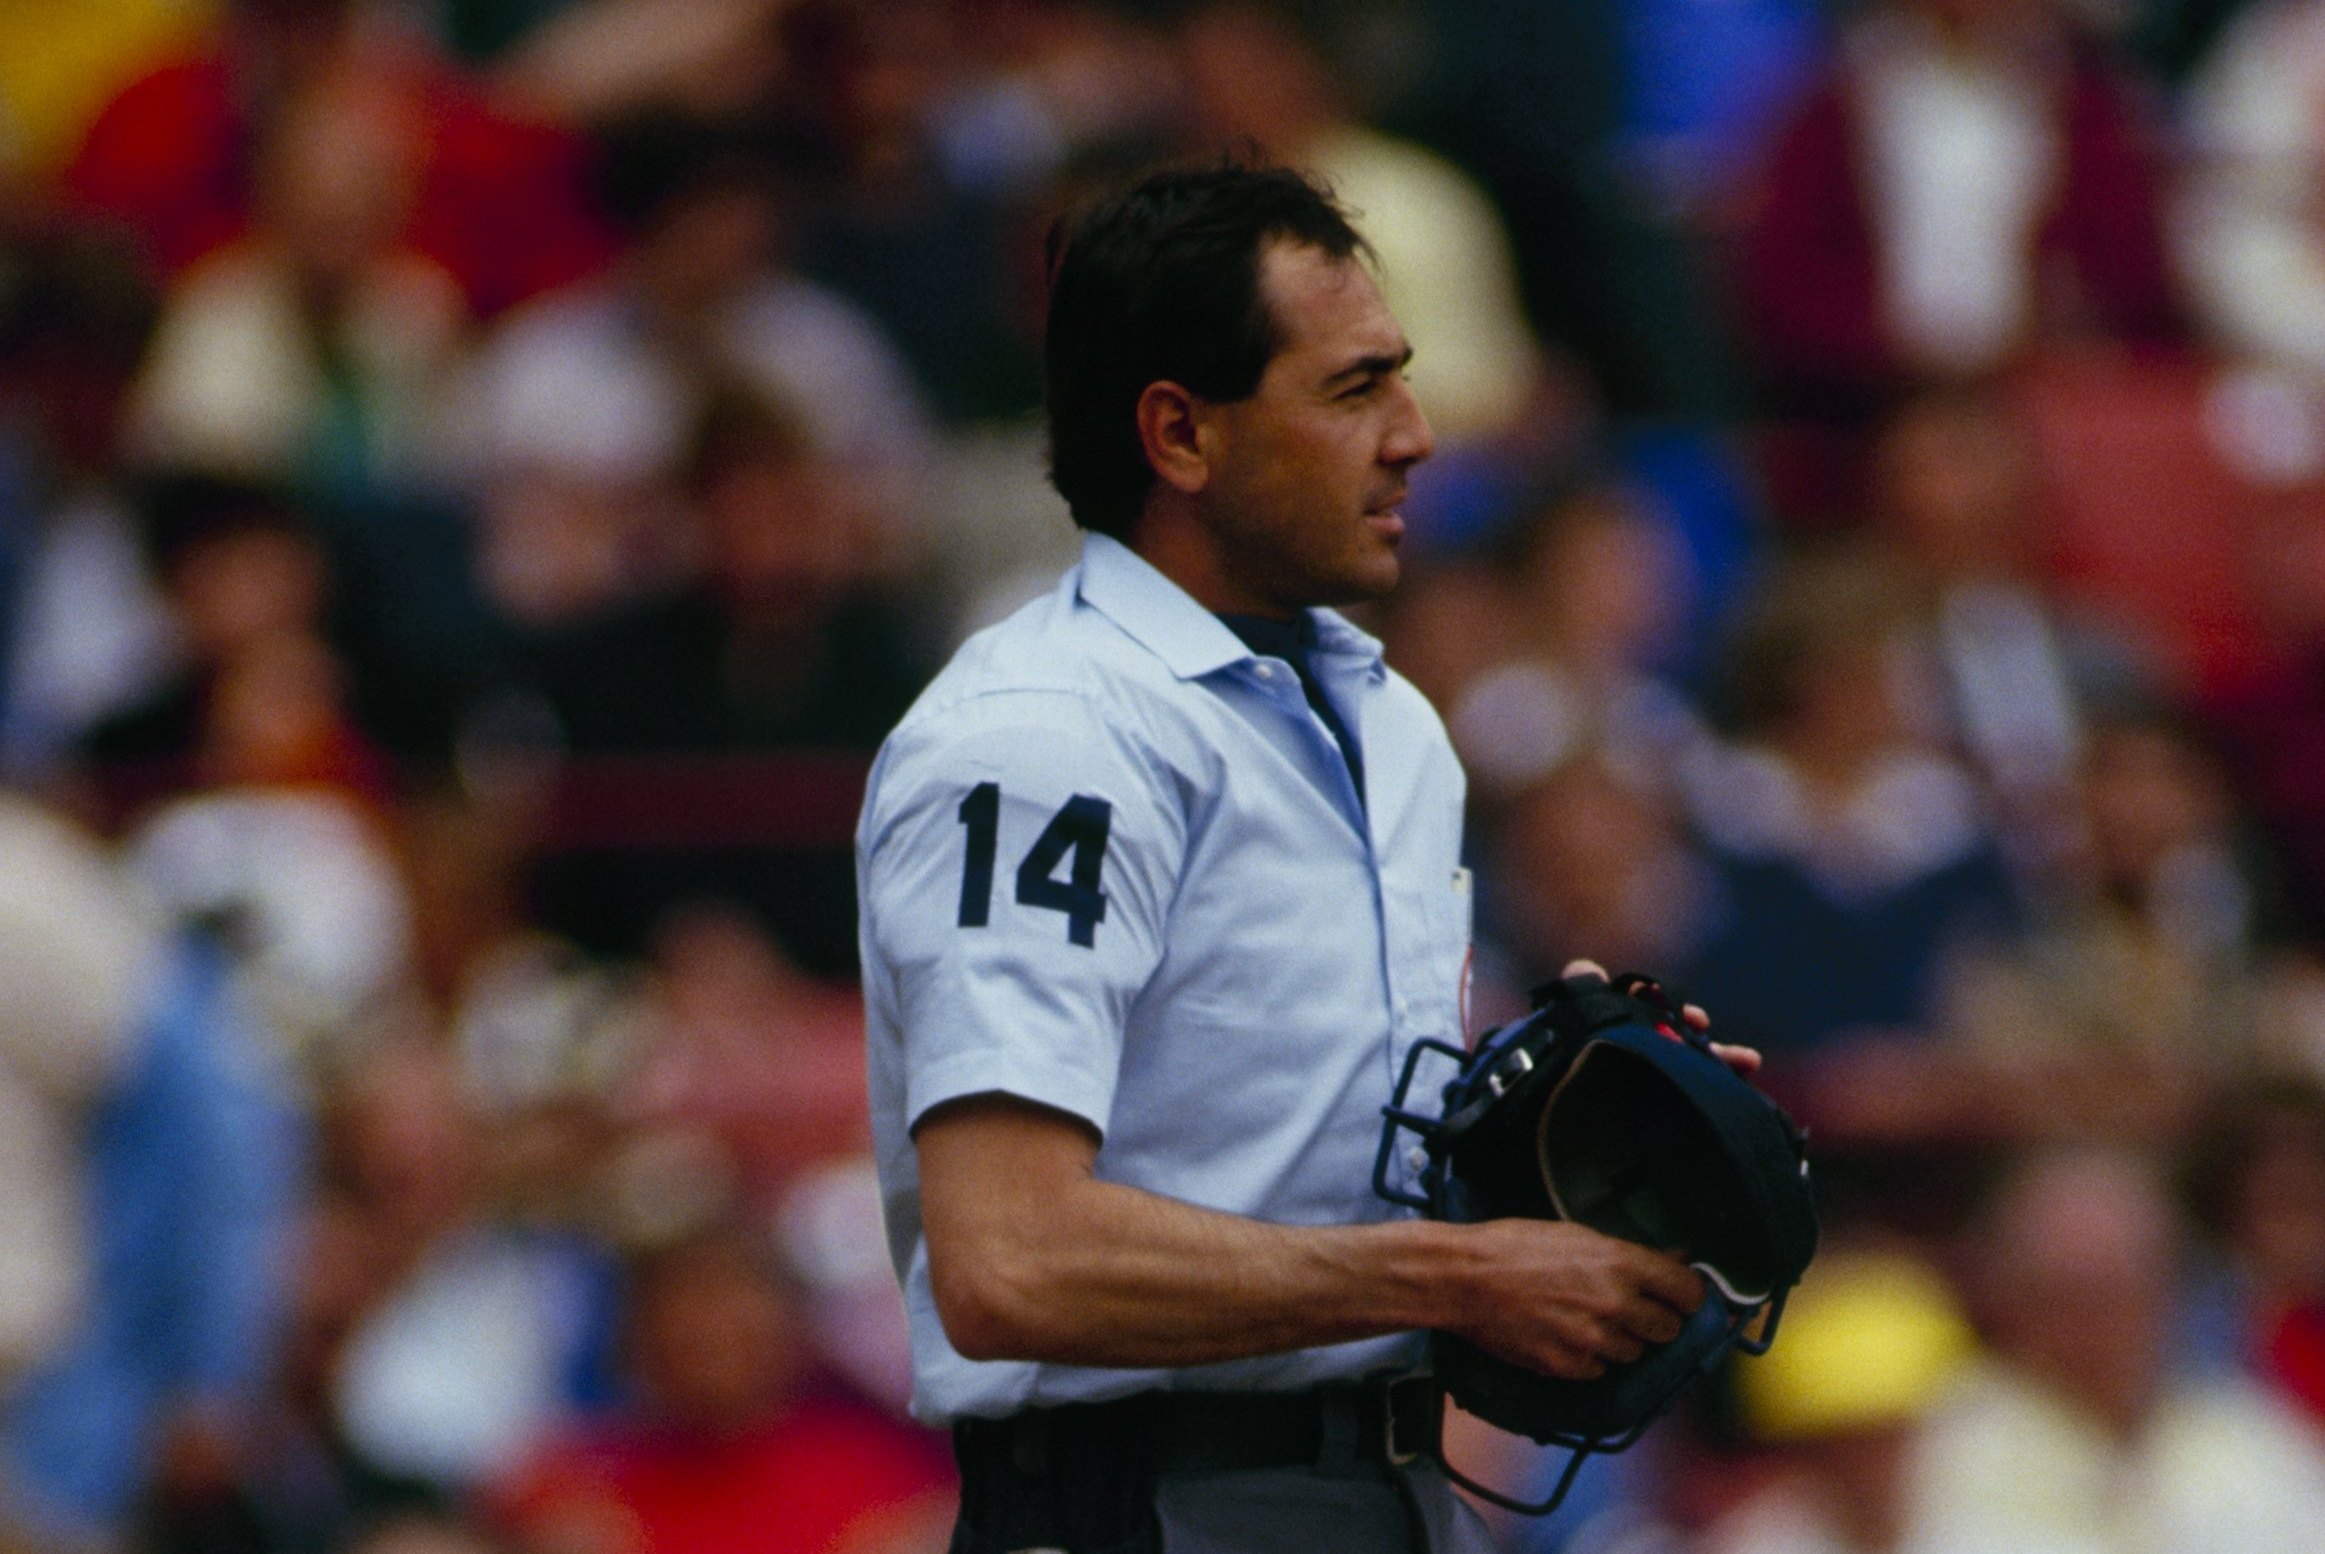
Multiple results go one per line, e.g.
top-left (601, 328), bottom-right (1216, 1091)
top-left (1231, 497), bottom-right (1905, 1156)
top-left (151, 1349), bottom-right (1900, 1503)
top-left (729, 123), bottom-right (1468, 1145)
top-left (1404, 864), bottom-right (1473, 1046)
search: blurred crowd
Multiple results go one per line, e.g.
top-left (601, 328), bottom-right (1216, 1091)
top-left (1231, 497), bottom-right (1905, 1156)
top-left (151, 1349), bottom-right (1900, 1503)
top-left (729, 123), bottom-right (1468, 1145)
top-left (5, 0), bottom-right (2325, 1552)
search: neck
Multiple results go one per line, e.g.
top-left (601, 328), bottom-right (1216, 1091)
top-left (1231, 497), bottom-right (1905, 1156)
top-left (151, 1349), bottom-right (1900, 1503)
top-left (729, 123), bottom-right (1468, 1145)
top-left (1128, 500), bottom-right (1295, 618)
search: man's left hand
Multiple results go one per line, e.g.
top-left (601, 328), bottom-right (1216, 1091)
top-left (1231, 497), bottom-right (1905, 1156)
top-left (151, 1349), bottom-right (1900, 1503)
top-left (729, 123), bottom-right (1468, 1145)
top-left (1560, 958), bottom-right (1761, 1079)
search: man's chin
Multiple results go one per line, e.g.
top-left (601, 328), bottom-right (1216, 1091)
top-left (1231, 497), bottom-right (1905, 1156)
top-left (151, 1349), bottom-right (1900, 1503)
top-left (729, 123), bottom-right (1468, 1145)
top-left (1322, 552), bottom-right (1403, 607)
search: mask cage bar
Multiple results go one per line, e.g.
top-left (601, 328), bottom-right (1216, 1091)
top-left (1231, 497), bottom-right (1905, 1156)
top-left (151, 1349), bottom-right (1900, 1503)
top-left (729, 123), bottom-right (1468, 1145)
top-left (1426, 1290), bottom-right (1773, 1516)
top-left (1372, 1035), bottom-right (1471, 1211)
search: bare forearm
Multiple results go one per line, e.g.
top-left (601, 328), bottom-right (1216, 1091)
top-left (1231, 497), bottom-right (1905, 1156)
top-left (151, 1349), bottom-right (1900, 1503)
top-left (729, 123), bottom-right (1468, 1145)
top-left (916, 1096), bottom-right (1702, 1379)
top-left (934, 1175), bottom-right (1476, 1367)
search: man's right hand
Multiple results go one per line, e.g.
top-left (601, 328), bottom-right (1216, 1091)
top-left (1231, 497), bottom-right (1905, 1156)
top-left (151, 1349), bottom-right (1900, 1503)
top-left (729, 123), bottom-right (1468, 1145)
top-left (1446, 1219), bottom-right (1706, 1380)
top-left (915, 1093), bottom-right (1709, 1376)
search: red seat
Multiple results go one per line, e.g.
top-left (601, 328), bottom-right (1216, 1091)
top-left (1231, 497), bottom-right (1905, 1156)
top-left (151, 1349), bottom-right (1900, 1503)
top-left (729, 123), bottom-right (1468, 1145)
top-left (2013, 350), bottom-right (2319, 701)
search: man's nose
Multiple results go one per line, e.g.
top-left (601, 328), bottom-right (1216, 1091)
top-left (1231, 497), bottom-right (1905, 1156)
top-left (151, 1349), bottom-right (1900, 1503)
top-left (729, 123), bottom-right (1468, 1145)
top-left (1383, 377), bottom-right (1434, 468)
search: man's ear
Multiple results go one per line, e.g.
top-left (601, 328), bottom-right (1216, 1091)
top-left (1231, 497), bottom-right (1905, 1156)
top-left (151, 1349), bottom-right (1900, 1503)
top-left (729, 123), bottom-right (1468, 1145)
top-left (1136, 380), bottom-right (1212, 497)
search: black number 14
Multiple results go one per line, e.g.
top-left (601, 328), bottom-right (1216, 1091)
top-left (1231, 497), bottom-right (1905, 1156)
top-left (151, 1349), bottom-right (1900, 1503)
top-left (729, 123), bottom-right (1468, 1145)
top-left (956, 781), bottom-right (1112, 947)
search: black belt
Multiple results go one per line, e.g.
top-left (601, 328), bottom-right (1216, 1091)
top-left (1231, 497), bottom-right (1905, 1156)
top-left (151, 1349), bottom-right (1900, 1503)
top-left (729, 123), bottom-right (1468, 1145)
top-left (953, 1372), bottom-right (1444, 1480)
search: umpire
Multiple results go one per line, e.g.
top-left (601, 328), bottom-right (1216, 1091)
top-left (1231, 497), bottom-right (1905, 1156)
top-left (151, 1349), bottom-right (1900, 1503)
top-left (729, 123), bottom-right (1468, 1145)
top-left (856, 160), bottom-right (1709, 1553)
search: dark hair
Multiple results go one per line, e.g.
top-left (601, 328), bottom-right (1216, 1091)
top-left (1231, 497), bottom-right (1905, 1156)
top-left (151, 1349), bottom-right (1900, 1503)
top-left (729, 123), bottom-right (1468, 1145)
top-left (2179, 1075), bottom-right (2325, 1244)
top-left (589, 109), bottom-right (816, 237)
top-left (685, 379), bottom-right (815, 492)
top-left (130, 471), bottom-right (312, 581)
top-left (0, 226), bottom-right (157, 375)
top-left (1710, 547), bottom-right (1919, 738)
top-left (1043, 157), bottom-right (1367, 538)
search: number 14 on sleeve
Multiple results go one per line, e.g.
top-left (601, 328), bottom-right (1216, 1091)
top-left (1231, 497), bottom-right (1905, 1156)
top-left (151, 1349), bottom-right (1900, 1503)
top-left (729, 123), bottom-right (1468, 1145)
top-left (955, 782), bottom-right (1114, 948)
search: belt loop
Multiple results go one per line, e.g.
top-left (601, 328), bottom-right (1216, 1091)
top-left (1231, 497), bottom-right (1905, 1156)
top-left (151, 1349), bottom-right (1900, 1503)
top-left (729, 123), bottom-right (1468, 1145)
top-left (1383, 1371), bottom-right (1441, 1467)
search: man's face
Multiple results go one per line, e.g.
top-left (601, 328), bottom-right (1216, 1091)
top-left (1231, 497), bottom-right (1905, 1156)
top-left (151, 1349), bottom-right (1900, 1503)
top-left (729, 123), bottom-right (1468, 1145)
top-left (1194, 241), bottom-right (1433, 614)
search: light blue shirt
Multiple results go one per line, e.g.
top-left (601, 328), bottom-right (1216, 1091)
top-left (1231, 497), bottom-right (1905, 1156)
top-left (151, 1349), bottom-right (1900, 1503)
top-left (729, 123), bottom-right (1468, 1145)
top-left (859, 533), bottom-right (1472, 1425)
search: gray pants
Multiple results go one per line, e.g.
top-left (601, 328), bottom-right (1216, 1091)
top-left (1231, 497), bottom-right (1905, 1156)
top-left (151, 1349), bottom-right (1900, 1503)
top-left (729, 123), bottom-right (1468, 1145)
top-left (949, 1385), bottom-right (1497, 1554)
top-left (959, 1459), bottom-right (1497, 1554)
top-left (1150, 1460), bottom-right (1496, 1554)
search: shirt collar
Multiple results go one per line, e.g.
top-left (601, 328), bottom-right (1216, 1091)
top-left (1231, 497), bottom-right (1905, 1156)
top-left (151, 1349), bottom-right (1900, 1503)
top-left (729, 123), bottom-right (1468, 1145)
top-left (1217, 611), bottom-right (1313, 665)
top-left (1075, 531), bottom-right (1385, 681)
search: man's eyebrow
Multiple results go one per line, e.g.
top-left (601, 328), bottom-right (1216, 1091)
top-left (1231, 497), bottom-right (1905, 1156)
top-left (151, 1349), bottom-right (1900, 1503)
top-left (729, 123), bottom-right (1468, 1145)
top-left (1324, 346), bottom-right (1414, 385)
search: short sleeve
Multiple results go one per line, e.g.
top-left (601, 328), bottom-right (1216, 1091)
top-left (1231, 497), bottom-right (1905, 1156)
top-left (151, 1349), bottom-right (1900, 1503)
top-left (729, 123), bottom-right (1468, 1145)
top-left (859, 689), bottom-right (1182, 1137)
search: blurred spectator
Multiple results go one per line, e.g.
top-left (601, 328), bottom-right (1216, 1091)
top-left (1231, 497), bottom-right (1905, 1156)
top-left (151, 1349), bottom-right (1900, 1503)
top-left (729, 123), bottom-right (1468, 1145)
top-left (1911, 1146), bottom-right (2325, 1553)
top-left (1930, 709), bottom-right (2264, 1144)
top-left (124, 785), bottom-right (419, 1068)
top-left (0, 797), bottom-right (168, 1395)
top-left (917, 0), bottom-right (1182, 197)
top-left (1403, 0), bottom-right (1740, 419)
top-left (517, 384), bottom-right (928, 972)
top-left (401, 785), bottom-right (554, 1022)
top-left (457, 107), bottom-right (929, 634)
top-left (2131, 0), bottom-right (2270, 83)
top-left (139, 1195), bottom-right (448, 1554)
top-left (775, 1156), bottom-right (918, 1420)
top-left (575, 105), bottom-right (929, 476)
top-left (2178, 0), bottom-right (2325, 382)
top-left (859, 2), bottom-right (1187, 636)
top-left (59, 0), bottom-right (611, 319)
top-left (491, 0), bottom-right (792, 123)
top-left (609, 906), bottom-right (873, 1220)
top-left (347, 1511), bottom-right (511, 1554)
top-left (434, 0), bottom-right (614, 69)
top-left (1442, 474), bottom-right (1711, 812)
top-left (72, 472), bottom-right (392, 819)
top-left (323, 1038), bottom-right (619, 1497)
top-left (920, 412), bottom-right (1080, 649)
top-left (786, 0), bottom-right (1069, 426)
top-left (0, 223), bottom-right (178, 775)
top-left (1862, 387), bottom-right (2159, 882)
top-left (519, 385), bottom-right (922, 756)
top-left (405, 787), bottom-right (645, 1239)
top-left (1681, 552), bottom-right (2021, 1067)
top-left (1733, 0), bottom-right (2182, 522)
top-left (1375, 549), bottom-right (1511, 722)
top-left (2198, 497), bottom-right (2325, 942)
top-left (2182, 1078), bottom-right (2325, 1426)
top-left (1484, 751), bottom-right (1714, 1018)
top-left (1174, 0), bottom-right (1542, 449)
top-left (486, 1223), bottom-right (953, 1554)
top-left (1699, 1249), bottom-right (1978, 1554)
top-left (120, 63), bottom-right (469, 502)
top-left (1616, 0), bottom-right (1828, 222)
top-left (0, 794), bottom-right (308, 1550)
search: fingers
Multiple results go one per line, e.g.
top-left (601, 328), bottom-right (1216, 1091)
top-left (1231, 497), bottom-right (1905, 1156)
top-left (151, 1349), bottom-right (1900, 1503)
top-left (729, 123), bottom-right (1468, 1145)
top-left (1663, 995), bottom-right (1765, 1079)
top-left (1617, 1292), bottom-right (1689, 1348)
top-left (1631, 1251), bottom-right (1709, 1316)
top-left (1543, 1305), bottom-right (1667, 1376)
top-left (1594, 1329), bottom-right (1648, 1368)
top-left (1571, 1265), bottom-right (1701, 1367)
top-left (1457, 1224), bottom-right (1711, 1382)
top-left (1567, 969), bottom-right (1751, 1077)
top-left (1533, 1343), bottom-right (1609, 1381)
top-left (1532, 1331), bottom-right (1630, 1379)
